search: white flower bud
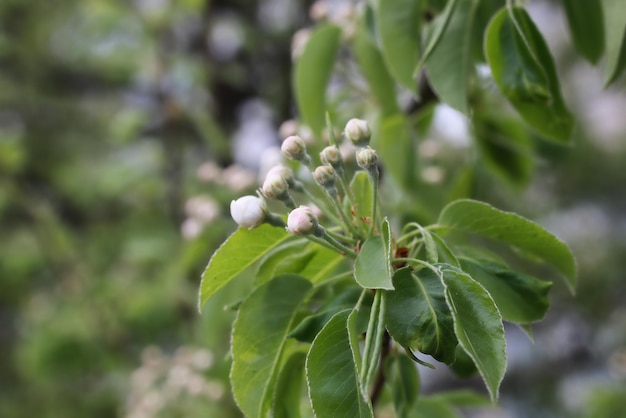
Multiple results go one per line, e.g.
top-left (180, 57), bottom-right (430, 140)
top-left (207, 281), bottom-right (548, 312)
top-left (313, 165), bottom-right (336, 189)
top-left (320, 145), bottom-right (342, 168)
top-left (281, 135), bottom-right (310, 164)
top-left (266, 165), bottom-right (295, 188)
top-left (230, 196), bottom-right (267, 229)
top-left (287, 206), bottom-right (319, 236)
top-left (262, 173), bottom-right (289, 200)
top-left (356, 147), bottom-right (378, 170)
top-left (344, 118), bottom-right (371, 147)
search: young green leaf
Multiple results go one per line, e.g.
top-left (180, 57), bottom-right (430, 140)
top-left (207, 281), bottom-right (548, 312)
top-left (385, 267), bottom-right (457, 364)
top-left (376, 113), bottom-right (415, 190)
top-left (353, 20), bottom-right (400, 116)
top-left (484, 7), bottom-right (573, 143)
top-left (473, 111), bottom-right (533, 188)
top-left (601, 0), bottom-right (626, 85)
top-left (376, 0), bottom-right (422, 95)
top-left (199, 224), bottom-right (291, 310)
top-left (290, 288), bottom-right (364, 343)
top-left (350, 171), bottom-right (373, 227)
top-left (411, 397), bottom-right (459, 418)
top-left (438, 199), bottom-right (577, 293)
top-left (273, 348), bottom-right (307, 418)
top-left (354, 231), bottom-right (394, 290)
top-left (231, 275), bottom-right (312, 418)
top-left (431, 232), bottom-right (460, 267)
top-left (272, 243), bottom-right (345, 285)
top-left (459, 257), bottom-right (552, 324)
top-left (255, 239), bottom-right (307, 285)
top-left (384, 353), bottom-right (421, 418)
top-left (414, 0), bottom-right (459, 76)
top-left (425, 0), bottom-right (478, 115)
top-left (306, 310), bottom-right (374, 418)
top-left (440, 266), bottom-right (506, 403)
top-left (294, 24), bottom-right (341, 137)
top-left (563, 0), bottom-right (605, 64)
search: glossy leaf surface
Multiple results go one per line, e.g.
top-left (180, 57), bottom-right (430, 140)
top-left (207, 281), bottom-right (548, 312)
top-left (425, 0), bottom-right (478, 114)
top-left (306, 310), bottom-right (373, 418)
top-left (460, 257), bottom-right (551, 323)
top-left (438, 199), bottom-right (577, 293)
top-left (377, 0), bottom-right (421, 94)
top-left (484, 7), bottom-right (573, 143)
top-left (199, 224), bottom-right (291, 310)
top-left (231, 275), bottom-right (312, 417)
top-left (440, 266), bottom-right (506, 402)
top-left (294, 24), bottom-right (341, 136)
top-left (386, 267), bottom-right (457, 364)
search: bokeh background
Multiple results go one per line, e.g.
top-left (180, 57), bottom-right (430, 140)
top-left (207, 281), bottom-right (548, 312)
top-left (1, 0), bottom-right (625, 417)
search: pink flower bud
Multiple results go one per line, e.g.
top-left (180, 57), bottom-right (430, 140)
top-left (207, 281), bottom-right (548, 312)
top-left (287, 206), bottom-right (319, 235)
top-left (266, 165), bottom-right (295, 187)
top-left (344, 118), bottom-right (371, 147)
top-left (230, 196), bottom-right (267, 229)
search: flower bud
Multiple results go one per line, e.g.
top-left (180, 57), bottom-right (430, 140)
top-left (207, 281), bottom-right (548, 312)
top-left (313, 165), bottom-right (337, 189)
top-left (266, 164), bottom-right (295, 188)
top-left (356, 147), bottom-right (378, 171)
top-left (230, 196), bottom-right (267, 229)
top-left (287, 206), bottom-right (319, 236)
top-left (320, 145), bottom-right (342, 168)
top-left (281, 135), bottom-right (311, 165)
top-left (262, 173), bottom-right (289, 200)
top-left (344, 118), bottom-right (371, 147)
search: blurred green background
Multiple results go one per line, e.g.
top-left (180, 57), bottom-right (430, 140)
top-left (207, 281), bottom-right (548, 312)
top-left (1, 0), bottom-right (625, 417)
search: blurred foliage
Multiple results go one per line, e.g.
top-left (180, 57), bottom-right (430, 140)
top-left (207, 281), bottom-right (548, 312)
top-left (0, 0), bottom-right (625, 417)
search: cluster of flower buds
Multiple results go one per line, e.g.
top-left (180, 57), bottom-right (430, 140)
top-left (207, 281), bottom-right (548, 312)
top-left (228, 117), bottom-right (379, 256)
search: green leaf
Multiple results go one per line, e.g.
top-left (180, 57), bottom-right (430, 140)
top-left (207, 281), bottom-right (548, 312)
top-left (376, 113), bottom-right (414, 190)
top-left (385, 353), bottom-right (421, 418)
top-left (306, 310), bottom-right (374, 418)
top-left (484, 7), bottom-right (573, 143)
top-left (294, 24), bottom-right (341, 137)
top-left (431, 232), bottom-right (459, 267)
top-left (564, 0), bottom-right (605, 64)
top-left (425, 0), bottom-right (478, 115)
top-left (459, 257), bottom-right (552, 323)
top-left (350, 171), bottom-right (373, 227)
top-left (376, 0), bottom-right (422, 94)
top-left (440, 266), bottom-right (506, 402)
top-left (198, 224), bottom-right (291, 310)
top-left (471, 0), bottom-right (506, 62)
top-left (438, 199), bottom-right (577, 293)
top-left (290, 288), bottom-right (363, 343)
top-left (411, 397), bottom-right (459, 418)
top-left (274, 243), bottom-right (345, 285)
top-left (414, 0), bottom-right (459, 75)
top-left (430, 389), bottom-right (490, 407)
top-left (354, 21), bottom-right (400, 116)
top-left (273, 348), bottom-right (307, 418)
top-left (386, 267), bottom-right (457, 364)
top-left (602, 0), bottom-right (626, 85)
top-left (473, 111), bottom-right (533, 188)
top-left (255, 239), bottom-right (307, 285)
top-left (231, 275), bottom-right (312, 418)
top-left (354, 227), bottom-right (394, 290)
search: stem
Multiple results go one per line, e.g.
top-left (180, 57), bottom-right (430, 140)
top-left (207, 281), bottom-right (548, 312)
top-left (368, 167), bottom-right (380, 236)
top-left (392, 257), bottom-right (439, 274)
top-left (327, 190), bottom-right (361, 238)
top-left (365, 291), bottom-right (386, 388)
top-left (360, 290), bottom-right (381, 386)
top-left (299, 185), bottom-right (343, 227)
top-left (325, 227), bottom-right (357, 245)
top-left (370, 331), bottom-right (391, 406)
top-left (316, 227), bottom-right (357, 257)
